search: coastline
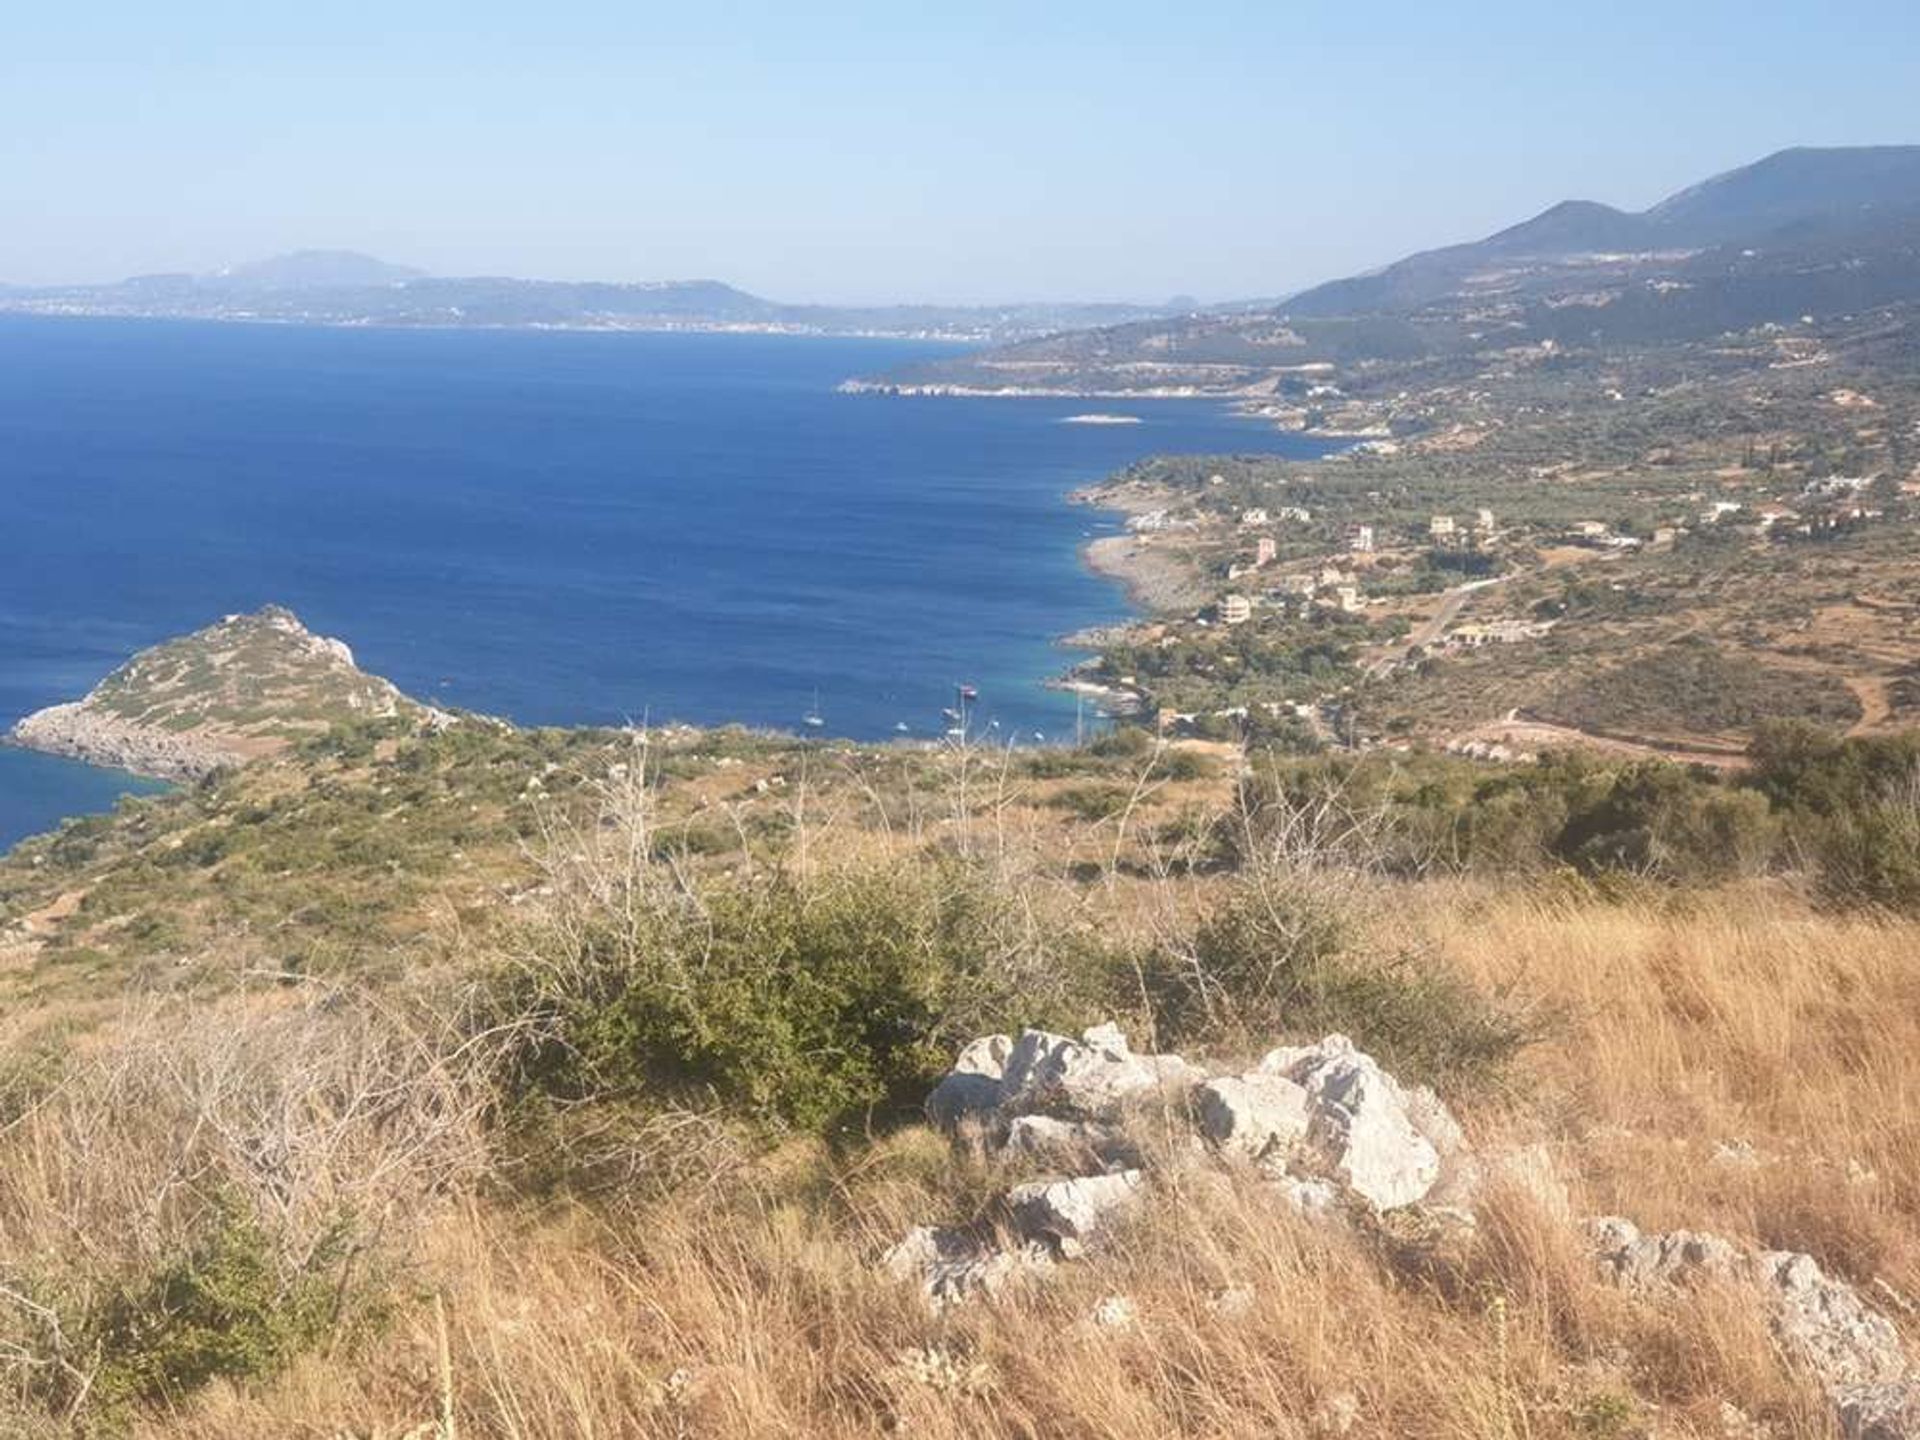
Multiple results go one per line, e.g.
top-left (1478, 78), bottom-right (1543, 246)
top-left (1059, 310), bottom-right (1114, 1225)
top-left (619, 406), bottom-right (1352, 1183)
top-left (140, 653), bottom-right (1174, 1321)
top-left (0, 746), bottom-right (172, 853)
top-left (839, 378), bottom-right (1271, 399)
top-left (1070, 477), bottom-right (1207, 616)
top-left (7, 703), bottom-right (241, 783)
top-left (1081, 534), bottom-right (1206, 613)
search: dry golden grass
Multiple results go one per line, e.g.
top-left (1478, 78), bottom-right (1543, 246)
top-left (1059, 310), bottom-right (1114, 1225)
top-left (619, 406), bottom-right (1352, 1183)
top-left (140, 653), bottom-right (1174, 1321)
top-left (1420, 884), bottom-right (1920, 1298)
top-left (99, 883), bottom-right (1917, 1440)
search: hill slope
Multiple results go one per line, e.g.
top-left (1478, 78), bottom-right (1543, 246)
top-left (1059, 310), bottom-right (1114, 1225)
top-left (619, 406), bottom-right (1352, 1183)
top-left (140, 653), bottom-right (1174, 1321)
top-left (210, 249), bottom-right (427, 291)
top-left (1649, 144), bottom-right (1920, 242)
top-left (1282, 144), bottom-right (1920, 319)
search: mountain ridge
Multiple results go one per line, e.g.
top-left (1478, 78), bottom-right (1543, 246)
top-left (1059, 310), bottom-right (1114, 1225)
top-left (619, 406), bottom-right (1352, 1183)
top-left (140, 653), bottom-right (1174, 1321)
top-left (1280, 143), bottom-right (1920, 318)
top-left (863, 144), bottom-right (1920, 395)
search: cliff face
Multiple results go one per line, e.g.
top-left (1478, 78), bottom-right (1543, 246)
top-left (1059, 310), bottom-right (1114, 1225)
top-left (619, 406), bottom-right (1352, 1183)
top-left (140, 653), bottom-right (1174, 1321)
top-left (7, 605), bottom-right (429, 781)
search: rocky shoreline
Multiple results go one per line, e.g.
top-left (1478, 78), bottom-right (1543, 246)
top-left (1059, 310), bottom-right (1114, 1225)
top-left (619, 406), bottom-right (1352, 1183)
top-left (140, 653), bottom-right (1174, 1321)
top-left (1072, 478), bottom-right (1206, 615)
top-left (1081, 532), bottom-right (1206, 613)
top-left (7, 703), bottom-right (232, 783)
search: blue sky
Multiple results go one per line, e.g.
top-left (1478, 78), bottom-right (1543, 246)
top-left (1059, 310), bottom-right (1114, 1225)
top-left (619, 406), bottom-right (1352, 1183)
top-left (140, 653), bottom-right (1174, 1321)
top-left (4, 1), bottom-right (1916, 303)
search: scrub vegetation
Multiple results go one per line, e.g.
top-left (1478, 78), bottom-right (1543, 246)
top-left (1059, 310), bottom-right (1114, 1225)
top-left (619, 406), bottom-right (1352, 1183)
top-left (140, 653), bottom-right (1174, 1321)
top-left (0, 710), bottom-right (1916, 1437)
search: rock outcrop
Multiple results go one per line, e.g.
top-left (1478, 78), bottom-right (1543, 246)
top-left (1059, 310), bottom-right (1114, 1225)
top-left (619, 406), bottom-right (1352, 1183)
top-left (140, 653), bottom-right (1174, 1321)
top-left (1591, 1217), bottom-right (1919, 1437)
top-left (880, 1225), bottom-right (1055, 1308)
top-left (10, 702), bottom-right (239, 783)
top-left (936, 1022), bottom-right (1204, 1132)
top-left (1194, 1073), bottom-right (1310, 1163)
top-left (1840, 1383), bottom-right (1920, 1440)
top-left (888, 1021), bottom-right (1914, 1436)
top-left (887, 1023), bottom-right (1470, 1307)
top-left (1007, 1171), bottom-right (1144, 1257)
top-left (1258, 1034), bottom-right (1470, 1211)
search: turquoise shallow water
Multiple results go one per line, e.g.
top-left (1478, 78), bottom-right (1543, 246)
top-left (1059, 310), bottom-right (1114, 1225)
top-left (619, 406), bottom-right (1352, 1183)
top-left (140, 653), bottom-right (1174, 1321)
top-left (0, 748), bottom-right (170, 846)
top-left (0, 316), bottom-right (1337, 850)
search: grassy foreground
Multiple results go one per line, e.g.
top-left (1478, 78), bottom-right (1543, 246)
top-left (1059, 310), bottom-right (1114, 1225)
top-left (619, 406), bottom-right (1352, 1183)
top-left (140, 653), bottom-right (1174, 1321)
top-left (0, 721), bottom-right (1914, 1437)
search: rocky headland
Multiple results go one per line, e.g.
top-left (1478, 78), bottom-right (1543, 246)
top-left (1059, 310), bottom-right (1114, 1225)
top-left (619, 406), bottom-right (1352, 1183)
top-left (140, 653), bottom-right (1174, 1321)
top-left (7, 605), bottom-right (434, 781)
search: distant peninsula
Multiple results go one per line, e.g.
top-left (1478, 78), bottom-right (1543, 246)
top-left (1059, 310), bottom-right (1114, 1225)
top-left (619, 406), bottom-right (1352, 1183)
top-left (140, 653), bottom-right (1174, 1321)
top-left (0, 250), bottom-right (1186, 345)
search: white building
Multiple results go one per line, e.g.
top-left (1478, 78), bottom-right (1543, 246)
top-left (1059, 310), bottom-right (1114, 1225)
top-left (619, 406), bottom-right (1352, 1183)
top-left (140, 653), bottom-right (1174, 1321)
top-left (1220, 594), bottom-right (1253, 625)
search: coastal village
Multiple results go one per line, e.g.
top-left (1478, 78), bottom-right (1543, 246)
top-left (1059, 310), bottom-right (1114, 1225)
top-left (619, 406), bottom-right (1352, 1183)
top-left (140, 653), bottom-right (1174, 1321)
top-left (1074, 322), bottom-right (1920, 761)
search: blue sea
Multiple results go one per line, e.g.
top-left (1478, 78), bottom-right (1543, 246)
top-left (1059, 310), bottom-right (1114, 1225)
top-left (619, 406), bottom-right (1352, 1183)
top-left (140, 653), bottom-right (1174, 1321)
top-left (0, 316), bottom-right (1335, 850)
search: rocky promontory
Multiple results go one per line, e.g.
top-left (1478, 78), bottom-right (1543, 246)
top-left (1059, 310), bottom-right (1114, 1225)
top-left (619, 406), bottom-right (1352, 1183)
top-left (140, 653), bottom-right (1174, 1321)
top-left (7, 606), bottom-right (433, 781)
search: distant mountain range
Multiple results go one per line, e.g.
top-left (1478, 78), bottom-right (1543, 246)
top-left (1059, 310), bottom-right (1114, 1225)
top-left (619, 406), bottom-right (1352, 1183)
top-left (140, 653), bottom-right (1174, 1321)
top-left (0, 250), bottom-right (1183, 343)
top-left (861, 145), bottom-right (1920, 394)
top-left (15, 147), bottom-right (1920, 361)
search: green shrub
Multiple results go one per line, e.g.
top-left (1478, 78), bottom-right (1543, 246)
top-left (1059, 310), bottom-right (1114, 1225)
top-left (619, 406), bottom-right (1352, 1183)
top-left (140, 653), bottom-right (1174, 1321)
top-left (499, 859), bottom-right (1103, 1135)
top-left (1748, 722), bottom-right (1920, 815)
top-left (1155, 748), bottom-right (1216, 782)
top-left (27, 1197), bottom-right (357, 1425)
top-left (1803, 782), bottom-right (1920, 912)
top-left (1554, 762), bottom-right (1777, 883)
top-left (1748, 724), bottom-right (1920, 911)
top-left (1088, 728), bottom-right (1154, 761)
top-left (1142, 877), bottom-right (1535, 1091)
top-left (1045, 783), bottom-right (1134, 822)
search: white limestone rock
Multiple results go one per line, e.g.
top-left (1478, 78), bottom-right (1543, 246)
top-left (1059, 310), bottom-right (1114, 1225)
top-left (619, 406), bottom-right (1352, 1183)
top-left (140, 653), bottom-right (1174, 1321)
top-left (1589, 1216), bottom-right (1742, 1289)
top-left (1274, 1175), bottom-right (1343, 1219)
top-left (1758, 1249), bottom-right (1909, 1393)
top-left (996, 1028), bottom-right (1165, 1123)
top-left (1003, 1114), bottom-right (1136, 1168)
top-left (927, 1023), bottom-right (1203, 1144)
top-left (1008, 1170), bottom-right (1144, 1255)
top-left (1194, 1073), bottom-right (1311, 1164)
top-left (1259, 1034), bottom-right (1463, 1210)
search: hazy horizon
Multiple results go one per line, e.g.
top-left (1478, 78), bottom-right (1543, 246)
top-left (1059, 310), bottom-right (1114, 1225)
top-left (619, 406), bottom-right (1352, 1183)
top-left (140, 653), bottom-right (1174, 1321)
top-left (6, 1), bottom-right (1918, 306)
